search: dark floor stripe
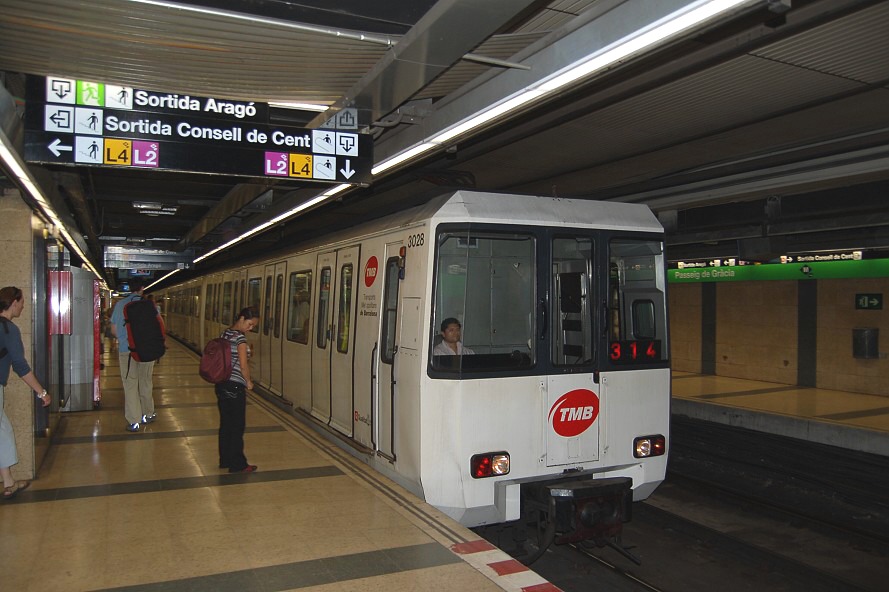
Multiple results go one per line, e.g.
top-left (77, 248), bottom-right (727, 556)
top-left (671, 373), bottom-right (701, 380)
top-left (95, 542), bottom-right (459, 592)
top-left (695, 385), bottom-right (803, 400)
top-left (10, 467), bottom-right (343, 505)
top-left (89, 401), bottom-right (224, 411)
top-left (817, 406), bottom-right (889, 421)
top-left (54, 425), bottom-right (285, 444)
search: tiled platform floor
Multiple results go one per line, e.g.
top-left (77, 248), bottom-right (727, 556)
top-left (672, 371), bottom-right (889, 456)
top-left (0, 340), bottom-right (556, 592)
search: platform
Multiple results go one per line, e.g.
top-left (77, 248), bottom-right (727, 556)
top-left (672, 371), bottom-right (889, 457)
top-left (0, 340), bottom-right (559, 592)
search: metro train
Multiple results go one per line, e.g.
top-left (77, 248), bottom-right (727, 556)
top-left (157, 190), bottom-right (670, 559)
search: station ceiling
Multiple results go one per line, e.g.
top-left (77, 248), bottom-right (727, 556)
top-left (1, 0), bottom-right (888, 287)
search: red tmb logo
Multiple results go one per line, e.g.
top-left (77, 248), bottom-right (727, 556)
top-left (364, 256), bottom-right (378, 287)
top-left (548, 388), bottom-right (599, 437)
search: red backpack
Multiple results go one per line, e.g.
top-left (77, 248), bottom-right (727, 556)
top-left (199, 337), bottom-right (232, 384)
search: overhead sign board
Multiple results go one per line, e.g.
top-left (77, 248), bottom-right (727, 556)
top-left (24, 76), bottom-right (372, 184)
top-left (103, 246), bottom-right (194, 270)
top-left (669, 258), bottom-right (889, 283)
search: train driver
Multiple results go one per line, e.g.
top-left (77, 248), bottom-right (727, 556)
top-left (434, 318), bottom-right (475, 356)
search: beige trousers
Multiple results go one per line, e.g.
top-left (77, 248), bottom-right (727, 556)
top-left (118, 353), bottom-right (156, 425)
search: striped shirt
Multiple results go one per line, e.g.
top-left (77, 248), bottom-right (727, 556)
top-left (221, 328), bottom-right (247, 385)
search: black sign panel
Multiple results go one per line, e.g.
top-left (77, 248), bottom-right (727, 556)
top-left (855, 293), bottom-right (883, 310)
top-left (30, 76), bottom-right (270, 122)
top-left (24, 76), bottom-right (372, 185)
top-left (24, 131), bottom-right (371, 184)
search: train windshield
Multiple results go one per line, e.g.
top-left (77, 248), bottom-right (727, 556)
top-left (432, 230), bottom-right (535, 373)
top-left (431, 227), bottom-right (668, 376)
top-left (607, 238), bottom-right (668, 364)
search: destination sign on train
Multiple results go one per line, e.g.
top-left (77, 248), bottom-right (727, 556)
top-left (23, 76), bottom-right (372, 184)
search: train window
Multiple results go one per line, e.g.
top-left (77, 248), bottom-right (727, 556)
top-left (204, 284), bottom-right (213, 321)
top-left (221, 282), bottom-right (233, 324)
top-left (263, 276), bottom-right (272, 335)
top-left (316, 267), bottom-right (331, 348)
top-left (274, 274), bottom-right (284, 339)
top-left (247, 277), bottom-right (260, 332)
top-left (633, 300), bottom-right (655, 339)
top-left (552, 237), bottom-right (593, 367)
top-left (432, 230), bottom-right (535, 374)
top-left (213, 283), bottom-right (222, 322)
top-left (336, 264), bottom-right (354, 353)
top-left (607, 239), bottom-right (668, 364)
top-left (380, 257), bottom-right (400, 364)
top-left (287, 271), bottom-right (312, 344)
top-left (233, 280), bottom-right (240, 319)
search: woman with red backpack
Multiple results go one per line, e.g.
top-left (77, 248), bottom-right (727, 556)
top-left (216, 307), bottom-right (259, 473)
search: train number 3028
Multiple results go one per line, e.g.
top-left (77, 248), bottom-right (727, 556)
top-left (407, 233), bottom-right (425, 247)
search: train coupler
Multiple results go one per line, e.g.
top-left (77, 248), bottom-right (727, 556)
top-left (524, 476), bottom-right (633, 546)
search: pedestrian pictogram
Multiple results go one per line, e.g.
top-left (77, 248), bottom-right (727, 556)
top-left (313, 155), bottom-right (336, 180)
top-left (77, 81), bottom-right (104, 107)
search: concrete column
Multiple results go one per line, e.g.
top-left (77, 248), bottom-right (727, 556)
top-left (1, 188), bottom-right (40, 480)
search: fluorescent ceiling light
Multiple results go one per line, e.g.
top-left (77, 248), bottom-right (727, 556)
top-left (371, 143), bottom-right (437, 175)
top-left (538, 0), bottom-right (750, 92)
top-left (193, 184), bottom-right (353, 264)
top-left (430, 91), bottom-right (545, 145)
top-left (147, 268), bottom-right (181, 290)
top-left (269, 102), bottom-right (330, 112)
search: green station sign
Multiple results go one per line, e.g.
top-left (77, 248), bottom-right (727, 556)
top-left (668, 258), bottom-right (889, 283)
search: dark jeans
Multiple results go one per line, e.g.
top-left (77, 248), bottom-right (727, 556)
top-left (215, 381), bottom-right (247, 470)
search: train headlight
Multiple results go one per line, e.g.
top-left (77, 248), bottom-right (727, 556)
top-left (633, 435), bottom-right (666, 458)
top-left (470, 452), bottom-right (510, 478)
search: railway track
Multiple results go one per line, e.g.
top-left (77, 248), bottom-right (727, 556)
top-left (526, 418), bottom-right (889, 592)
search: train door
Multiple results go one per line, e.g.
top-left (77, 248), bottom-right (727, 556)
top-left (375, 244), bottom-right (402, 460)
top-left (546, 236), bottom-right (600, 466)
top-left (329, 245), bottom-right (359, 436)
top-left (263, 262), bottom-right (286, 395)
top-left (311, 253), bottom-right (334, 422)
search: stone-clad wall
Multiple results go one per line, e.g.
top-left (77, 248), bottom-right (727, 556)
top-left (817, 277), bottom-right (888, 395)
top-left (667, 275), bottom-right (889, 396)
top-left (668, 283), bottom-right (702, 374)
top-left (1, 188), bottom-right (38, 480)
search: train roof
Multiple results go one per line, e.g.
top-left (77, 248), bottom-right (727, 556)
top-left (429, 191), bottom-right (663, 232)
top-left (165, 191), bottom-right (663, 283)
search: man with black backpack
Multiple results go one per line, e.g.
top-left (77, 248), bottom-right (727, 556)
top-left (110, 278), bottom-right (165, 432)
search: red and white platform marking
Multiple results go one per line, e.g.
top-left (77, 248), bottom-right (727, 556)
top-left (450, 540), bottom-right (562, 592)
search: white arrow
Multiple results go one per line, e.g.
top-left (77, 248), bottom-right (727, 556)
top-left (48, 138), bottom-right (73, 157)
top-left (340, 159), bottom-right (356, 179)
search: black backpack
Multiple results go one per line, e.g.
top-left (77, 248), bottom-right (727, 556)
top-left (124, 298), bottom-right (166, 362)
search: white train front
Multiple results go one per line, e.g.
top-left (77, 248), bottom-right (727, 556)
top-left (160, 190), bottom-right (670, 557)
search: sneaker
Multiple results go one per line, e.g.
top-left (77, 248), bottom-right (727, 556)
top-left (126, 422), bottom-right (140, 432)
top-left (229, 465), bottom-right (257, 473)
top-left (141, 413), bottom-right (157, 423)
